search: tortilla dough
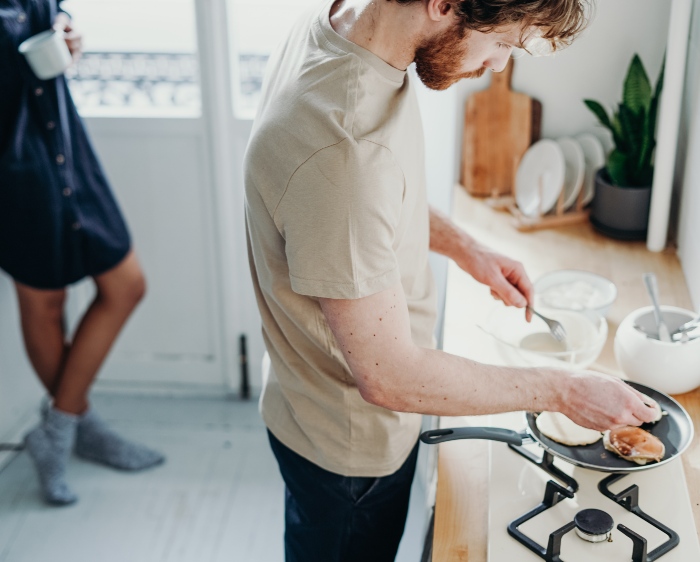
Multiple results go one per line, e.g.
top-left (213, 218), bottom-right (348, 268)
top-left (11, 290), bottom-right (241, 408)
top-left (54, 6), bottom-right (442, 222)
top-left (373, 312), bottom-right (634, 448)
top-left (536, 411), bottom-right (602, 446)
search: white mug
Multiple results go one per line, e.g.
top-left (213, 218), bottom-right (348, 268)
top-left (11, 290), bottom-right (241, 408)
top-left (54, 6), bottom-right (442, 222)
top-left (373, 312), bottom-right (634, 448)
top-left (18, 29), bottom-right (72, 80)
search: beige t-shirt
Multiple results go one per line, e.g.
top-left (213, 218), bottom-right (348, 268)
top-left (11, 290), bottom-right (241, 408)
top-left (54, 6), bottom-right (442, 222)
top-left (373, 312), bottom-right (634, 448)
top-left (244, 0), bottom-right (437, 477)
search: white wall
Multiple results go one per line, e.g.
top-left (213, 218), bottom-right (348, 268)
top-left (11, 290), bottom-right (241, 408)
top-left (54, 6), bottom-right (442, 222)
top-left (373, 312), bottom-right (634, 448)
top-left (677, 0), bottom-right (700, 309)
top-left (413, 0), bottom-right (672, 331)
top-left (455, 1), bottom-right (670, 146)
top-left (0, 276), bottom-right (42, 448)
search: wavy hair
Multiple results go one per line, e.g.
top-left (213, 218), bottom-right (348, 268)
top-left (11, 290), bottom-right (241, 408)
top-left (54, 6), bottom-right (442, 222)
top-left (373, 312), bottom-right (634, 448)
top-left (394, 0), bottom-right (592, 51)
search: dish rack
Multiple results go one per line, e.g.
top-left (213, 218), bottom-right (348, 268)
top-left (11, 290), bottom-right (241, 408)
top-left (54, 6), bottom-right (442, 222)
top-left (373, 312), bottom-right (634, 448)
top-left (486, 176), bottom-right (590, 232)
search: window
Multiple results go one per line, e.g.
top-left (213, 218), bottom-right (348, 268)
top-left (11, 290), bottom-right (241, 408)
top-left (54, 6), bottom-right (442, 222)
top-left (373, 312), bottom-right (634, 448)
top-left (62, 0), bottom-right (200, 116)
top-left (227, 0), bottom-right (320, 119)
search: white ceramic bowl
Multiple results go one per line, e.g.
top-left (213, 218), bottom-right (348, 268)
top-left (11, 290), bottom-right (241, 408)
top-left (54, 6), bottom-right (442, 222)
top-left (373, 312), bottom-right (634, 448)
top-left (615, 306), bottom-right (700, 395)
top-left (534, 269), bottom-right (617, 318)
top-left (480, 304), bottom-right (607, 369)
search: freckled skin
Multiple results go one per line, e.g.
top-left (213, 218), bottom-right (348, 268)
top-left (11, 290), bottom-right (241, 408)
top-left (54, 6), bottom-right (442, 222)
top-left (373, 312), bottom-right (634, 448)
top-left (319, 274), bottom-right (657, 427)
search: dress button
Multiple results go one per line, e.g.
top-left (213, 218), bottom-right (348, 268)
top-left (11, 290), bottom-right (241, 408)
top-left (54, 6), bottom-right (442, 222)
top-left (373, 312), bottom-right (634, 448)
top-left (34, 87), bottom-right (43, 96)
top-left (18, 13), bottom-right (26, 23)
top-left (56, 154), bottom-right (65, 164)
top-left (47, 121), bottom-right (56, 130)
top-left (72, 222), bottom-right (81, 231)
top-left (63, 187), bottom-right (72, 197)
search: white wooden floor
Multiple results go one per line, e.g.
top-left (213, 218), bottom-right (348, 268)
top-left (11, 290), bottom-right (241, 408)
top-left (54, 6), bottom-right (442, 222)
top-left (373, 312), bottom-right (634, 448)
top-left (0, 394), bottom-right (429, 562)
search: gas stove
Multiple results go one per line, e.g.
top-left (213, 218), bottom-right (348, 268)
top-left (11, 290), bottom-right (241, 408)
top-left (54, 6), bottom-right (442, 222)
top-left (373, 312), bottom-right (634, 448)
top-left (487, 412), bottom-right (700, 562)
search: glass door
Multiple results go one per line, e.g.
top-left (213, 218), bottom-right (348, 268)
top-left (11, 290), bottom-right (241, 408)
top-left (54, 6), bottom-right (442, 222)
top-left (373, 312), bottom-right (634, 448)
top-left (226, 0), bottom-right (320, 118)
top-left (60, 0), bottom-right (235, 392)
top-left (63, 0), bottom-right (201, 116)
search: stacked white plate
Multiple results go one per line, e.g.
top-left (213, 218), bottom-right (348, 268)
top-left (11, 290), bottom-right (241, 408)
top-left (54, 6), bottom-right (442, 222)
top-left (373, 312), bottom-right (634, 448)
top-left (515, 135), bottom-right (605, 217)
top-left (575, 133), bottom-right (606, 206)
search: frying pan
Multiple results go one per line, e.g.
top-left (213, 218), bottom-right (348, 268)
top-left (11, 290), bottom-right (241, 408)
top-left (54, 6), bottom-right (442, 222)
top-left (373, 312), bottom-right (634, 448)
top-left (420, 381), bottom-right (694, 473)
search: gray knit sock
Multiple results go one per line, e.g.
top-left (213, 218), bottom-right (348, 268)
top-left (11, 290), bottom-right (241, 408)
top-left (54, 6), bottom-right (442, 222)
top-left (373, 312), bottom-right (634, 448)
top-left (76, 409), bottom-right (165, 471)
top-left (24, 408), bottom-right (78, 506)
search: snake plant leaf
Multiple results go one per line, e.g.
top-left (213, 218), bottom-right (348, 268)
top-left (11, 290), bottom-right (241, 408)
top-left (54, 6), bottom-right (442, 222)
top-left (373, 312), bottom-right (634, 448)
top-left (619, 104), bottom-right (644, 158)
top-left (623, 54), bottom-right (652, 115)
top-left (607, 149), bottom-right (629, 186)
top-left (638, 108), bottom-right (654, 179)
top-left (612, 113), bottom-right (627, 153)
top-left (583, 54), bottom-right (663, 187)
top-left (584, 99), bottom-right (613, 130)
top-left (639, 164), bottom-right (654, 187)
top-left (654, 58), bottom-right (665, 100)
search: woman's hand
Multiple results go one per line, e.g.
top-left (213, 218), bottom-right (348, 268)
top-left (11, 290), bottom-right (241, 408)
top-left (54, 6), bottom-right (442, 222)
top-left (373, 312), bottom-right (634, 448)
top-left (53, 13), bottom-right (83, 62)
top-left (456, 242), bottom-right (534, 322)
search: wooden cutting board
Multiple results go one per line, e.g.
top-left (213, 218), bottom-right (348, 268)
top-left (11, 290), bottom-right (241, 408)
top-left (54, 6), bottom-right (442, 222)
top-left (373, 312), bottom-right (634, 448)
top-left (460, 59), bottom-right (541, 198)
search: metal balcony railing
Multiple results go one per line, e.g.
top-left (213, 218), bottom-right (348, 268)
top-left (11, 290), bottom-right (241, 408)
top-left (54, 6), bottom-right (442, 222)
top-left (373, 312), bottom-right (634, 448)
top-left (66, 51), bottom-right (269, 113)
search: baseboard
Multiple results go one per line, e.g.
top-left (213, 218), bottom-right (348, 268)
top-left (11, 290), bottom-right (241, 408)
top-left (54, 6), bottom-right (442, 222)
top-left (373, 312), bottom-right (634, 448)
top-left (92, 379), bottom-right (261, 400)
top-left (0, 408), bottom-right (39, 472)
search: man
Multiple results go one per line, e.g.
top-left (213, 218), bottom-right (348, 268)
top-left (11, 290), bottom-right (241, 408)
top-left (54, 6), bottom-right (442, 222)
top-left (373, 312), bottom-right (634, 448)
top-left (244, 1), bottom-right (658, 560)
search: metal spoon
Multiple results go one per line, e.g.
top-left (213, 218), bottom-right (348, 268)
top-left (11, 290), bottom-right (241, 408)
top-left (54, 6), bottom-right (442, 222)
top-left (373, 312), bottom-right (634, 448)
top-left (673, 312), bottom-right (700, 336)
top-left (643, 273), bottom-right (672, 343)
top-left (673, 326), bottom-right (700, 343)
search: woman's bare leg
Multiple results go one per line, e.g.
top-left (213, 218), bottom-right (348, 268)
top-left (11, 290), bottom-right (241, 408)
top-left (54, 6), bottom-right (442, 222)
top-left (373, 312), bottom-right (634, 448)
top-left (53, 250), bottom-right (146, 414)
top-left (14, 283), bottom-right (68, 395)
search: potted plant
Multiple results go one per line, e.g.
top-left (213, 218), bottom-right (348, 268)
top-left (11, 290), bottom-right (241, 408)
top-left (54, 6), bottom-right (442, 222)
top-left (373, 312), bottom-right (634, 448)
top-left (584, 54), bottom-right (664, 240)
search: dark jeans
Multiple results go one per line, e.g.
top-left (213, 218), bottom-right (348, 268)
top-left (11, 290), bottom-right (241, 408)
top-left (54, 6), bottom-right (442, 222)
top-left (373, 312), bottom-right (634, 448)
top-left (267, 430), bottom-right (419, 562)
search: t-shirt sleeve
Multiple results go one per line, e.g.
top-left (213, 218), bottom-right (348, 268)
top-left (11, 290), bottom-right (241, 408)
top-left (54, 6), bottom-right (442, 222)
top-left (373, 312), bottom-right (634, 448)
top-left (274, 139), bottom-right (404, 299)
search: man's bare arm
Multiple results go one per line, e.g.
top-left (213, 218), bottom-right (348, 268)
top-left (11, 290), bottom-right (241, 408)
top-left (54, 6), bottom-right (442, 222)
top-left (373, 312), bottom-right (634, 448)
top-left (429, 206), bottom-right (534, 319)
top-left (320, 282), bottom-right (658, 431)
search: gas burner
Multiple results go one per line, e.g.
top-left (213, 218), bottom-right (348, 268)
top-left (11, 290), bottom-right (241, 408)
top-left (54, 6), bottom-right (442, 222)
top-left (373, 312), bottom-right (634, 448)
top-left (486, 413), bottom-right (698, 562)
top-left (574, 509), bottom-right (614, 543)
top-left (506, 473), bottom-right (681, 562)
top-left (598, 474), bottom-right (680, 561)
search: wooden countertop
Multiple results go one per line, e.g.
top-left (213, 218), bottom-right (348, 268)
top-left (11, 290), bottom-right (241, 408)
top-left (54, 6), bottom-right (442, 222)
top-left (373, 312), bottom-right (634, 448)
top-left (432, 188), bottom-right (700, 561)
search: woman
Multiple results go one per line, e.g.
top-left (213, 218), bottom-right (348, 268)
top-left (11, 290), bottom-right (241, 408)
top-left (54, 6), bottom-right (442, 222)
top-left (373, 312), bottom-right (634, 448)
top-left (0, 0), bottom-right (164, 506)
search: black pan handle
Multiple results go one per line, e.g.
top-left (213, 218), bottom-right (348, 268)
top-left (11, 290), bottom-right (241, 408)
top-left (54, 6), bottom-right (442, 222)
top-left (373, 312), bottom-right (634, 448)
top-left (420, 427), bottom-right (524, 446)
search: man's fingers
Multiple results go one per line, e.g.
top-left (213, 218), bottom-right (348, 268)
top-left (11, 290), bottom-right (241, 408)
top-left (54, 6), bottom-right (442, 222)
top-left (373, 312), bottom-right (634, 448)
top-left (492, 277), bottom-right (527, 308)
top-left (632, 398), bottom-right (659, 423)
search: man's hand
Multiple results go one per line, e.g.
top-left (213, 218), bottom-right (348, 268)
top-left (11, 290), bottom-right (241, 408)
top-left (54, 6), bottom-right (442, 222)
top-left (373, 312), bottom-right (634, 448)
top-left (53, 13), bottom-right (83, 62)
top-left (557, 370), bottom-right (659, 431)
top-left (428, 206), bottom-right (534, 321)
top-left (454, 242), bottom-right (534, 321)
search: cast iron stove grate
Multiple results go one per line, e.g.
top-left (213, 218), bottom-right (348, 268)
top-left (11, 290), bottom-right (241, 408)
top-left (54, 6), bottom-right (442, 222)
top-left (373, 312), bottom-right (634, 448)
top-left (505, 444), bottom-right (680, 562)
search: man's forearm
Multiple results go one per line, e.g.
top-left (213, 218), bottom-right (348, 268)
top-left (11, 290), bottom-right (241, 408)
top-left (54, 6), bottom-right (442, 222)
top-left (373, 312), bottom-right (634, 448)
top-left (363, 343), bottom-right (565, 417)
top-left (321, 282), bottom-right (659, 431)
top-left (429, 205), bottom-right (476, 262)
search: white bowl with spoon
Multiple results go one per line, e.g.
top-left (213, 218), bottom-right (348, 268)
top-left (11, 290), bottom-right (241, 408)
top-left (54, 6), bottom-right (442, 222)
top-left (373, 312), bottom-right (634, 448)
top-left (615, 306), bottom-right (700, 395)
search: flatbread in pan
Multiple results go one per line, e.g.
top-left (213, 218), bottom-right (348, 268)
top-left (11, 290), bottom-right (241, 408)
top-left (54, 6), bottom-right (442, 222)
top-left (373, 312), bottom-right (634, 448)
top-left (525, 381), bottom-right (694, 472)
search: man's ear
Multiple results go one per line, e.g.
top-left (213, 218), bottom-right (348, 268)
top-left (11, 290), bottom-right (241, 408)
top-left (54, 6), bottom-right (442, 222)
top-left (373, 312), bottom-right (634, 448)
top-left (426, 0), bottom-right (452, 22)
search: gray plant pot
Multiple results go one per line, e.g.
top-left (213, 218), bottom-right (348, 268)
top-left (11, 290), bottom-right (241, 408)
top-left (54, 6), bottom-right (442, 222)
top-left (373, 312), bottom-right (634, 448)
top-left (590, 168), bottom-right (651, 241)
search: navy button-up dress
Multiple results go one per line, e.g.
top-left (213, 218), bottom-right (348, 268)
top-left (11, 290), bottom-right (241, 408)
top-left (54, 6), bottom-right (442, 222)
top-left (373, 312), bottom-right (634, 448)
top-left (0, 0), bottom-right (131, 289)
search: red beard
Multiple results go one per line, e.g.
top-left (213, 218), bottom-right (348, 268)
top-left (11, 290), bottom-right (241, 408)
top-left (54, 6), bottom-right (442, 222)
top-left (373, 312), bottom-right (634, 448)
top-left (414, 24), bottom-right (486, 90)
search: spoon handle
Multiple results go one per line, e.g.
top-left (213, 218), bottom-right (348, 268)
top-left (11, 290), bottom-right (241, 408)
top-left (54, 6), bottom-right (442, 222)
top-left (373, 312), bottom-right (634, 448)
top-left (643, 273), bottom-right (672, 342)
